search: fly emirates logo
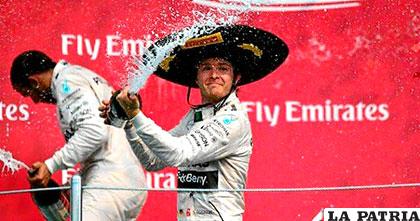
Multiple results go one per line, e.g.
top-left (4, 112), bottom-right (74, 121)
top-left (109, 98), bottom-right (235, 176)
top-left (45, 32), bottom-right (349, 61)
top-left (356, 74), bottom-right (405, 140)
top-left (61, 34), bottom-right (154, 60)
top-left (0, 101), bottom-right (30, 122)
top-left (242, 100), bottom-right (389, 127)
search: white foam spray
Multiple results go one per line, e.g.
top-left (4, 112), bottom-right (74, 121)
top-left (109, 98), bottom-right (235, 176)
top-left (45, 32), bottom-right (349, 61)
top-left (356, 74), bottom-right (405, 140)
top-left (0, 148), bottom-right (30, 174)
top-left (127, 3), bottom-right (253, 94)
top-left (193, 0), bottom-right (361, 12)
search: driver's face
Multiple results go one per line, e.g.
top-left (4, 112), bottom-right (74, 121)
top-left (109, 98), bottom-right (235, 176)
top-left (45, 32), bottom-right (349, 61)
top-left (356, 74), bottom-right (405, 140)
top-left (196, 58), bottom-right (235, 104)
top-left (14, 74), bottom-right (55, 104)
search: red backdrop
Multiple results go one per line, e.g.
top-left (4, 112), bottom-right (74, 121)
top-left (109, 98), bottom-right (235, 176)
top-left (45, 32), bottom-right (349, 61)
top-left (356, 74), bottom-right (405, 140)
top-left (0, 0), bottom-right (419, 220)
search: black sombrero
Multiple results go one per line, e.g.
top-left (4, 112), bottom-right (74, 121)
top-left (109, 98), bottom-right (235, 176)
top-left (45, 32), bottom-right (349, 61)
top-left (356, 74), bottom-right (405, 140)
top-left (150, 24), bottom-right (289, 88)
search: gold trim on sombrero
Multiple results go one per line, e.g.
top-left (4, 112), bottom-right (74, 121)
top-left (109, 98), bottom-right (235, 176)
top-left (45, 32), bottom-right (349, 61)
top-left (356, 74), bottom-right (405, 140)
top-left (159, 55), bottom-right (176, 72)
top-left (238, 43), bottom-right (263, 58)
top-left (182, 32), bottom-right (224, 49)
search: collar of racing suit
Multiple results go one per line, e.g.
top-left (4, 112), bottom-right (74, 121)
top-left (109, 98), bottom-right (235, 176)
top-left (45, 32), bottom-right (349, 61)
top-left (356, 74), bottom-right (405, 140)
top-left (50, 60), bottom-right (69, 99)
top-left (192, 91), bottom-right (238, 123)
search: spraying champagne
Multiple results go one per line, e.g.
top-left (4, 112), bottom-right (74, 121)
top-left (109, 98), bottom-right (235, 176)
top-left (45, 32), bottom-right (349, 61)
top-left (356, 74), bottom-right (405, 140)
top-left (0, 148), bottom-right (30, 173)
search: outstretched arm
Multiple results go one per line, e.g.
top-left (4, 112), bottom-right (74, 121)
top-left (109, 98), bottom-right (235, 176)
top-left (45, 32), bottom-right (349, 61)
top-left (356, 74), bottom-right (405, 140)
top-left (99, 98), bottom-right (167, 171)
top-left (124, 122), bottom-right (168, 171)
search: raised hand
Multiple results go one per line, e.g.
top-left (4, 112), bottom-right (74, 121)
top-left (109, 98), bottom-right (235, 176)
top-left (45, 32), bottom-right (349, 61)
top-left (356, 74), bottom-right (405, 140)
top-left (27, 162), bottom-right (51, 187)
top-left (116, 87), bottom-right (141, 119)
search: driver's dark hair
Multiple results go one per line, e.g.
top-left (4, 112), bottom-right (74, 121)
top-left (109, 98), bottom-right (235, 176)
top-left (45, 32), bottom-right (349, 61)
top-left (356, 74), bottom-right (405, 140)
top-left (10, 50), bottom-right (56, 89)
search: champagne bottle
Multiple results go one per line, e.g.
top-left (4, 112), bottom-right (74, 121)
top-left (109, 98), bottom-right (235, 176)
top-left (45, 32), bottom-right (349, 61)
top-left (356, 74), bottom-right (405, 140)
top-left (108, 90), bottom-right (129, 128)
top-left (29, 170), bottom-right (70, 221)
top-left (108, 89), bottom-right (142, 128)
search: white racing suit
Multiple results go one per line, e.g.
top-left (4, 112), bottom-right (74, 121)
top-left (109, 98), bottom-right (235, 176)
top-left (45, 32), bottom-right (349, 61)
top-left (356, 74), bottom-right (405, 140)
top-left (125, 92), bottom-right (253, 221)
top-left (44, 60), bottom-right (147, 220)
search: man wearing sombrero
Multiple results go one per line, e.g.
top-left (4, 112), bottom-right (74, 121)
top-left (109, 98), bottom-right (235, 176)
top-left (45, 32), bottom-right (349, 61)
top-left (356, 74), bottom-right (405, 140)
top-left (101, 24), bottom-right (288, 220)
